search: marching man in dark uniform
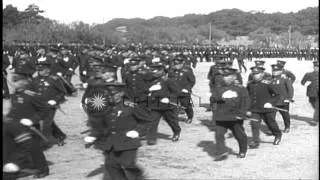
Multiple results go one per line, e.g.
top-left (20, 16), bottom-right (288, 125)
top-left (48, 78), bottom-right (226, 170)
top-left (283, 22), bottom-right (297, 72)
top-left (3, 51), bottom-right (11, 99)
top-left (122, 56), bottom-right (150, 109)
top-left (11, 48), bottom-right (36, 79)
top-left (276, 60), bottom-right (296, 83)
top-left (168, 55), bottom-right (196, 123)
top-left (210, 67), bottom-right (250, 161)
top-left (83, 82), bottom-right (152, 180)
top-left (3, 70), bottom-right (50, 179)
top-left (247, 60), bottom-right (271, 84)
top-left (271, 64), bottom-right (294, 133)
top-left (247, 66), bottom-right (282, 149)
top-left (31, 58), bottom-right (67, 147)
top-left (146, 61), bottom-right (182, 145)
top-left (301, 61), bottom-right (319, 125)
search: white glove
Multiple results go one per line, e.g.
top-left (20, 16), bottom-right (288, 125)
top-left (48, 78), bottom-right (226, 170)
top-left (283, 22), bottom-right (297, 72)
top-left (38, 56), bottom-right (46, 62)
top-left (283, 99), bottom-right (292, 103)
top-left (160, 98), bottom-right (169, 103)
top-left (8, 65), bottom-right (13, 70)
top-left (84, 136), bottom-right (96, 143)
top-left (181, 89), bottom-right (189, 93)
top-left (82, 83), bottom-right (88, 88)
top-left (281, 74), bottom-right (287, 78)
top-left (222, 90), bottom-right (238, 99)
top-left (3, 163), bottom-right (20, 173)
top-left (152, 57), bottom-right (160, 63)
top-left (82, 71), bottom-right (87, 75)
top-left (20, 118), bottom-right (33, 126)
top-left (48, 100), bottom-right (57, 106)
top-left (68, 68), bottom-right (73, 71)
top-left (63, 57), bottom-right (69, 62)
top-left (57, 72), bottom-right (62, 76)
top-left (149, 84), bottom-right (162, 91)
top-left (264, 102), bottom-right (273, 108)
top-left (126, 130), bottom-right (139, 138)
top-left (123, 58), bottom-right (130, 64)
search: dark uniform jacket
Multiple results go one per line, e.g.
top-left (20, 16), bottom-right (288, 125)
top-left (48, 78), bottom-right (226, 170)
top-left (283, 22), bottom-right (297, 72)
top-left (123, 70), bottom-right (150, 102)
top-left (51, 56), bottom-right (69, 76)
top-left (168, 67), bottom-right (196, 92)
top-left (6, 90), bottom-right (50, 125)
top-left (147, 77), bottom-right (180, 110)
top-left (207, 65), bottom-right (224, 90)
top-left (282, 69), bottom-right (296, 83)
top-left (301, 71), bottom-right (319, 97)
top-left (247, 80), bottom-right (279, 113)
top-left (62, 55), bottom-right (79, 76)
top-left (31, 75), bottom-right (66, 104)
top-left (3, 54), bottom-right (11, 74)
top-left (92, 104), bottom-right (152, 151)
top-left (210, 84), bottom-right (250, 121)
top-left (3, 119), bottom-right (33, 166)
top-left (271, 75), bottom-right (294, 106)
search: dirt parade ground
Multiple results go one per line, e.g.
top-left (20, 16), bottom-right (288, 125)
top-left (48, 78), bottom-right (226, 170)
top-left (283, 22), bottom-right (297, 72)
top-left (3, 58), bottom-right (319, 180)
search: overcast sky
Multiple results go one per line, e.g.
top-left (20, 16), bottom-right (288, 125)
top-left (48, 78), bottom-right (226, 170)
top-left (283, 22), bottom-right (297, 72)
top-left (3, 0), bottom-right (319, 24)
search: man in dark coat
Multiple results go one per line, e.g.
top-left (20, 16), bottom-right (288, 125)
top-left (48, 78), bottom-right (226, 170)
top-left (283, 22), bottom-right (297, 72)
top-left (301, 61), bottom-right (319, 125)
top-left (271, 64), bottom-right (294, 133)
top-left (168, 55), bottom-right (196, 123)
top-left (246, 66), bottom-right (282, 148)
top-left (210, 67), bottom-right (250, 161)
top-left (84, 82), bottom-right (152, 180)
top-left (3, 71), bottom-right (50, 179)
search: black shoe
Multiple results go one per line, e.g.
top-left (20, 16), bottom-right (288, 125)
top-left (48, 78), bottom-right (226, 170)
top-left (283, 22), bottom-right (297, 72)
top-left (265, 131), bottom-right (273, 136)
top-left (273, 136), bottom-right (281, 145)
top-left (283, 128), bottom-right (290, 133)
top-left (226, 133), bottom-right (233, 138)
top-left (210, 125), bottom-right (217, 131)
top-left (147, 140), bottom-right (157, 146)
top-left (185, 118), bottom-right (192, 124)
top-left (57, 140), bottom-right (66, 146)
top-left (309, 121), bottom-right (318, 126)
top-left (214, 152), bottom-right (229, 161)
top-left (172, 133), bottom-right (180, 142)
top-left (33, 169), bottom-right (49, 179)
top-left (238, 152), bottom-right (246, 158)
top-left (248, 142), bottom-right (260, 149)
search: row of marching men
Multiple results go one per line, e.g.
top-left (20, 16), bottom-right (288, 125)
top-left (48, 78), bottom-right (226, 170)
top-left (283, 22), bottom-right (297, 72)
top-left (3, 45), bottom-right (78, 100)
top-left (80, 53), bottom-right (197, 179)
top-left (3, 55), bottom-right (71, 179)
top-left (3, 51), bottom-right (197, 179)
top-left (207, 58), bottom-right (318, 161)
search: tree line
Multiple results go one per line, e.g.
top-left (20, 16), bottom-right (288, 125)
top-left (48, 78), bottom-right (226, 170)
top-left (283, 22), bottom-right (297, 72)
top-left (2, 4), bottom-right (319, 48)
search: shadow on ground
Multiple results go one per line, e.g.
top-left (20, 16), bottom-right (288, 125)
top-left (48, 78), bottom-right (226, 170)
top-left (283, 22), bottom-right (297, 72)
top-left (290, 114), bottom-right (317, 126)
top-left (197, 140), bottom-right (238, 159)
top-left (199, 119), bottom-right (216, 131)
top-left (86, 164), bottom-right (111, 180)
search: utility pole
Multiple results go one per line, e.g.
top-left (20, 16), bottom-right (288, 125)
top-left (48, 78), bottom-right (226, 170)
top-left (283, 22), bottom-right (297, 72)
top-left (288, 25), bottom-right (292, 48)
top-left (209, 22), bottom-right (212, 46)
top-left (102, 18), bottom-right (105, 46)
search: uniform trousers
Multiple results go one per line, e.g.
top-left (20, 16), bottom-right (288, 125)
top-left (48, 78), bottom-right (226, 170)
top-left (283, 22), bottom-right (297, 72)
top-left (276, 103), bottom-right (291, 129)
top-left (250, 111), bottom-right (282, 143)
top-left (104, 148), bottom-right (143, 180)
top-left (42, 109), bottom-right (66, 144)
top-left (215, 120), bottom-right (247, 155)
top-left (3, 74), bottom-right (10, 98)
top-left (147, 109), bottom-right (181, 141)
top-left (178, 94), bottom-right (194, 119)
top-left (309, 97), bottom-right (317, 109)
top-left (313, 97), bottom-right (319, 122)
